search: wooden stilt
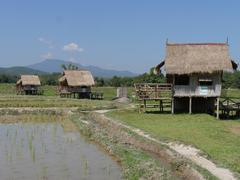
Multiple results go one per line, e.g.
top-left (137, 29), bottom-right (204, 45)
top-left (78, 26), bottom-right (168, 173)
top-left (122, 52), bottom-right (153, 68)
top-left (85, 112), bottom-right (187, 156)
top-left (189, 96), bottom-right (192, 114)
top-left (159, 100), bottom-right (162, 112)
top-left (171, 98), bottom-right (174, 114)
top-left (139, 100), bottom-right (141, 113)
top-left (217, 97), bottom-right (220, 119)
top-left (144, 99), bottom-right (146, 112)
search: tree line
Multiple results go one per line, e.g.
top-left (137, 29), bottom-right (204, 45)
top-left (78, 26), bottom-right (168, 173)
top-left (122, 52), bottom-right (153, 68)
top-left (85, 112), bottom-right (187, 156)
top-left (1, 68), bottom-right (240, 88)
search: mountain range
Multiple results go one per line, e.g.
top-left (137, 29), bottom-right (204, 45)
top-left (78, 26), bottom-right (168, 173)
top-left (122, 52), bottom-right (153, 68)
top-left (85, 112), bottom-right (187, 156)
top-left (0, 66), bottom-right (46, 76)
top-left (0, 59), bottom-right (138, 77)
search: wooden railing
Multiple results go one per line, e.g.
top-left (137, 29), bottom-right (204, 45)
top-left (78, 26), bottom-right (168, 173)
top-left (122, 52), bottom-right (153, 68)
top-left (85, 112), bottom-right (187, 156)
top-left (219, 98), bottom-right (240, 118)
top-left (134, 83), bottom-right (172, 100)
top-left (135, 83), bottom-right (221, 100)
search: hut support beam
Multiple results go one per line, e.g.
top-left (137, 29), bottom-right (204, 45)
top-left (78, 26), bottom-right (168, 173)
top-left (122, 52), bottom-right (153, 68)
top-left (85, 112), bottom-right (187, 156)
top-left (139, 100), bottom-right (141, 113)
top-left (189, 96), bottom-right (192, 114)
top-left (216, 97), bottom-right (220, 119)
top-left (171, 98), bottom-right (174, 114)
top-left (144, 99), bottom-right (146, 112)
top-left (171, 75), bottom-right (175, 114)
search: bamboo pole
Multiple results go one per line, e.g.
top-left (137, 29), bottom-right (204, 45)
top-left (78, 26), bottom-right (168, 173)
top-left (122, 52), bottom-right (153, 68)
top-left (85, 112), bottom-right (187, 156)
top-left (189, 96), bottom-right (192, 114)
top-left (217, 97), bottom-right (220, 119)
top-left (171, 98), bottom-right (174, 114)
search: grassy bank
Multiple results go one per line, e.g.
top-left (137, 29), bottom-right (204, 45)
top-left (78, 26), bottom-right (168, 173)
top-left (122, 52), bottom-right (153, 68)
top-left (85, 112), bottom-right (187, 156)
top-left (70, 112), bottom-right (202, 180)
top-left (221, 88), bottom-right (240, 99)
top-left (107, 109), bottom-right (240, 175)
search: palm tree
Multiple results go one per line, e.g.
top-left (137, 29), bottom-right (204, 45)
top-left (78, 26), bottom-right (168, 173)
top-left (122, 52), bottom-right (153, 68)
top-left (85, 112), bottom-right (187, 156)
top-left (61, 63), bottom-right (79, 70)
top-left (61, 64), bottom-right (67, 70)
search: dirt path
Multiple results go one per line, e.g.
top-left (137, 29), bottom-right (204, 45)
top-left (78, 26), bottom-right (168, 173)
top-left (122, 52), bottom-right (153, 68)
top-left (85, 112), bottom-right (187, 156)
top-left (98, 112), bottom-right (236, 180)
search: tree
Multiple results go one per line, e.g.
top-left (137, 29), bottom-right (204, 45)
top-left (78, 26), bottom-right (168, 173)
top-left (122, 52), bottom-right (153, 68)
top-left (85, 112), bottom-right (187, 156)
top-left (95, 77), bottom-right (105, 87)
top-left (61, 64), bottom-right (67, 70)
top-left (61, 63), bottom-right (79, 70)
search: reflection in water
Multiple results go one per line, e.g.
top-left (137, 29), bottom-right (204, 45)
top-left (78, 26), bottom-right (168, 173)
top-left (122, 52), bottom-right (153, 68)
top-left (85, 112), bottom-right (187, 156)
top-left (0, 121), bottom-right (122, 180)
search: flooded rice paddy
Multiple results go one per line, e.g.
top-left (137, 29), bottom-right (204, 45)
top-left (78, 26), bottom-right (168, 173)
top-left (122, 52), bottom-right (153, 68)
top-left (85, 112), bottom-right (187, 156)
top-left (0, 118), bottom-right (122, 180)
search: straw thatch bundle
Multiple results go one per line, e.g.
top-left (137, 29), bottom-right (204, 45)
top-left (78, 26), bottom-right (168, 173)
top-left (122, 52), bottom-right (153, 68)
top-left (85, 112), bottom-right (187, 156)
top-left (16, 75), bottom-right (41, 86)
top-left (158, 43), bottom-right (234, 75)
top-left (59, 70), bottom-right (95, 86)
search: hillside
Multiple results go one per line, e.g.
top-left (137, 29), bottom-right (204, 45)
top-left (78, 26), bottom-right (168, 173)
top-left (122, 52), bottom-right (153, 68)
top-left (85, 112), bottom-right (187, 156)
top-left (0, 66), bottom-right (46, 76)
top-left (28, 59), bottom-right (137, 77)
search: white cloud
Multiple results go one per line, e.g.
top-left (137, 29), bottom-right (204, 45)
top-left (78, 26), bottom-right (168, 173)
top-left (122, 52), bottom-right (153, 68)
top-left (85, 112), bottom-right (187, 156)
top-left (41, 52), bottom-right (53, 59)
top-left (38, 37), bottom-right (54, 48)
top-left (63, 42), bottom-right (84, 52)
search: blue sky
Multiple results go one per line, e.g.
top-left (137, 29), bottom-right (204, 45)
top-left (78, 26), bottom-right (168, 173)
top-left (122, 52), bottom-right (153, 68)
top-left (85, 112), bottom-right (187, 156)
top-left (0, 0), bottom-right (240, 73)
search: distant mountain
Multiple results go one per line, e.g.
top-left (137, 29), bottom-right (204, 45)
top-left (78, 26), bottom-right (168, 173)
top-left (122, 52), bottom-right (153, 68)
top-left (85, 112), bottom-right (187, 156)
top-left (27, 59), bottom-right (138, 77)
top-left (0, 66), bottom-right (46, 76)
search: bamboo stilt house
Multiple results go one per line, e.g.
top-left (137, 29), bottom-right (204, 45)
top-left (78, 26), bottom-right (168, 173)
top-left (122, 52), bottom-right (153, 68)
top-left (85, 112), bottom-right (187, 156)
top-left (155, 42), bottom-right (237, 118)
top-left (16, 75), bottom-right (41, 95)
top-left (58, 70), bottom-right (95, 98)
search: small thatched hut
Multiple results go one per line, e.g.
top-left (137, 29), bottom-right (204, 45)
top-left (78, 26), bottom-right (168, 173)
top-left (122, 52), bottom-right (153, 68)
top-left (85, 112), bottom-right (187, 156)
top-left (16, 75), bottom-right (41, 95)
top-left (58, 70), bottom-right (95, 98)
top-left (156, 42), bottom-right (237, 118)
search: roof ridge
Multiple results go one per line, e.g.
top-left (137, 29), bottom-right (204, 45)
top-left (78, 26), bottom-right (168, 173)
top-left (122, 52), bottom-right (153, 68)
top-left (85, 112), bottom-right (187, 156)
top-left (167, 43), bottom-right (227, 46)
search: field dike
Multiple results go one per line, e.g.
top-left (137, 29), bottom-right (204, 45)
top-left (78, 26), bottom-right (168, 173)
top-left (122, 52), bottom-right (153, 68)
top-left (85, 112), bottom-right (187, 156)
top-left (97, 111), bottom-right (238, 180)
top-left (70, 111), bottom-right (219, 180)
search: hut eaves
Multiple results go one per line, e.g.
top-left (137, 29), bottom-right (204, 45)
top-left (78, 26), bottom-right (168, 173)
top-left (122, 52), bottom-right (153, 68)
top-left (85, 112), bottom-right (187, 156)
top-left (59, 70), bottom-right (95, 87)
top-left (162, 43), bottom-right (234, 75)
top-left (16, 75), bottom-right (41, 86)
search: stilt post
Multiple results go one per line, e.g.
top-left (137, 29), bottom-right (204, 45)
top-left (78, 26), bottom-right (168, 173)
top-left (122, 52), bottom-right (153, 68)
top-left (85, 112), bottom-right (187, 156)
top-left (189, 96), bottom-right (192, 114)
top-left (171, 98), bottom-right (174, 114)
top-left (217, 97), bottom-right (220, 119)
top-left (144, 99), bottom-right (146, 112)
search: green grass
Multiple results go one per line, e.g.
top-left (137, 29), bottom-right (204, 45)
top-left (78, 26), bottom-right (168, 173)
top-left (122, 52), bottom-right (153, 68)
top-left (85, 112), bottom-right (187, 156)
top-left (0, 83), bottom-right (134, 100)
top-left (0, 83), bottom-right (16, 94)
top-left (222, 88), bottom-right (240, 99)
top-left (0, 83), bottom-right (58, 96)
top-left (0, 95), bottom-right (116, 110)
top-left (41, 85), bottom-right (58, 96)
top-left (107, 109), bottom-right (240, 174)
top-left (92, 86), bottom-right (134, 101)
top-left (92, 87), bottom-right (117, 100)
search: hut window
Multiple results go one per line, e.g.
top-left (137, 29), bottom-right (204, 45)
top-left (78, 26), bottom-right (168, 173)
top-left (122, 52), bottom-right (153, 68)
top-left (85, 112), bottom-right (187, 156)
top-left (175, 75), bottom-right (189, 85)
top-left (199, 79), bottom-right (213, 86)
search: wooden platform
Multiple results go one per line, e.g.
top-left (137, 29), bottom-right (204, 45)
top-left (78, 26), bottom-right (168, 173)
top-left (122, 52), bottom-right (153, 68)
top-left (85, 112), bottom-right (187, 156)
top-left (134, 83), bottom-right (173, 112)
top-left (219, 98), bottom-right (240, 118)
top-left (60, 91), bottom-right (103, 100)
top-left (17, 89), bottom-right (44, 95)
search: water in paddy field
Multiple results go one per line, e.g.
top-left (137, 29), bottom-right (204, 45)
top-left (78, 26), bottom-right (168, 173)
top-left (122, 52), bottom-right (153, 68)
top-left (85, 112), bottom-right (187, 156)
top-left (0, 121), bottom-right (122, 180)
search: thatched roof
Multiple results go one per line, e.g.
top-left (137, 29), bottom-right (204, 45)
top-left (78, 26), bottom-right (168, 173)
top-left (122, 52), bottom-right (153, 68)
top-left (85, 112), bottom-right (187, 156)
top-left (158, 43), bottom-right (235, 75)
top-left (16, 75), bottom-right (41, 86)
top-left (59, 70), bottom-right (95, 87)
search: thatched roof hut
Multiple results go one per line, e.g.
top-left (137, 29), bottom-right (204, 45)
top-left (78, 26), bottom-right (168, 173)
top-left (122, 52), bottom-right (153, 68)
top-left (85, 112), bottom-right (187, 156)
top-left (16, 75), bottom-right (41, 86)
top-left (59, 70), bottom-right (95, 87)
top-left (156, 43), bottom-right (236, 75)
